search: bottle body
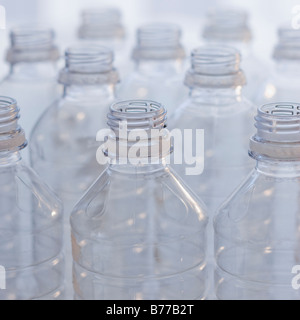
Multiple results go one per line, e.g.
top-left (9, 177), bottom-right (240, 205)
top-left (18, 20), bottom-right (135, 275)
top-left (71, 100), bottom-right (208, 300)
top-left (215, 103), bottom-right (300, 300)
top-left (0, 62), bottom-right (60, 136)
top-left (71, 164), bottom-right (207, 300)
top-left (215, 162), bottom-right (300, 300)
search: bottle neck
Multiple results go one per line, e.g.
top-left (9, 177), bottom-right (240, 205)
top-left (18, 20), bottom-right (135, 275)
top-left (63, 83), bottom-right (116, 100)
top-left (0, 151), bottom-right (22, 167)
top-left (256, 159), bottom-right (300, 178)
top-left (135, 58), bottom-right (184, 76)
top-left (9, 60), bottom-right (57, 79)
top-left (109, 161), bottom-right (168, 175)
top-left (189, 86), bottom-right (243, 104)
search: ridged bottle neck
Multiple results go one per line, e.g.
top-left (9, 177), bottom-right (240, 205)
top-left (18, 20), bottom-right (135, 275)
top-left (104, 100), bottom-right (171, 166)
top-left (78, 8), bottom-right (125, 40)
top-left (185, 46), bottom-right (246, 89)
top-left (249, 103), bottom-right (300, 161)
top-left (256, 160), bottom-right (300, 178)
top-left (203, 8), bottom-right (252, 43)
top-left (273, 27), bottom-right (300, 61)
top-left (58, 45), bottom-right (119, 86)
top-left (6, 26), bottom-right (59, 64)
top-left (132, 24), bottom-right (185, 61)
top-left (0, 97), bottom-right (27, 160)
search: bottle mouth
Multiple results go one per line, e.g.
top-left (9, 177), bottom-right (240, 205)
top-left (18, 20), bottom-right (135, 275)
top-left (0, 96), bottom-right (26, 152)
top-left (58, 45), bottom-right (119, 85)
top-left (108, 100), bottom-right (167, 131)
top-left (203, 8), bottom-right (252, 43)
top-left (184, 45), bottom-right (245, 88)
top-left (273, 27), bottom-right (300, 60)
top-left (250, 103), bottom-right (300, 160)
top-left (7, 25), bottom-right (59, 63)
top-left (78, 7), bottom-right (125, 40)
top-left (132, 23), bottom-right (185, 60)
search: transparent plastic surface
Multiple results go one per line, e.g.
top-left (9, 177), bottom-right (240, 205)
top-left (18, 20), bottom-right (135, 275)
top-left (118, 24), bottom-right (188, 116)
top-left (0, 97), bottom-right (64, 300)
top-left (30, 45), bottom-right (119, 299)
top-left (215, 103), bottom-right (300, 300)
top-left (256, 28), bottom-right (300, 105)
top-left (71, 100), bottom-right (208, 300)
top-left (0, 27), bottom-right (60, 136)
top-left (202, 8), bottom-right (265, 101)
top-left (77, 7), bottom-right (129, 77)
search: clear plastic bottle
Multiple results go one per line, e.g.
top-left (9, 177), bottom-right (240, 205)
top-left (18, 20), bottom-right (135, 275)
top-left (256, 27), bottom-right (300, 104)
top-left (171, 46), bottom-right (255, 213)
top-left (118, 24), bottom-right (188, 116)
top-left (77, 7), bottom-right (128, 76)
top-left (30, 45), bottom-right (119, 299)
top-left (202, 8), bottom-right (264, 101)
top-left (0, 26), bottom-right (60, 136)
top-left (0, 96), bottom-right (64, 300)
top-left (215, 102), bottom-right (300, 300)
top-left (71, 100), bottom-right (208, 300)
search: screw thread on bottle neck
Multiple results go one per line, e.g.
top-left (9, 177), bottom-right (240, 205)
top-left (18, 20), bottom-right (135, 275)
top-left (6, 26), bottom-right (59, 63)
top-left (185, 46), bottom-right (246, 88)
top-left (58, 45), bottom-right (119, 85)
top-left (273, 27), bottom-right (300, 60)
top-left (132, 24), bottom-right (185, 60)
top-left (0, 97), bottom-right (27, 153)
top-left (203, 8), bottom-right (252, 43)
top-left (78, 7), bottom-right (125, 40)
top-left (250, 103), bottom-right (300, 161)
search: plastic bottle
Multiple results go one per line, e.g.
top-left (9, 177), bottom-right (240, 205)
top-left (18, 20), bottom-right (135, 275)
top-left (118, 24), bottom-right (187, 116)
top-left (215, 102), bottom-right (300, 300)
top-left (202, 8), bottom-right (264, 101)
top-left (0, 96), bottom-right (64, 300)
top-left (0, 26), bottom-right (60, 136)
top-left (256, 27), bottom-right (300, 104)
top-left (78, 7), bottom-right (128, 76)
top-left (71, 100), bottom-right (208, 300)
top-left (30, 45), bottom-right (119, 299)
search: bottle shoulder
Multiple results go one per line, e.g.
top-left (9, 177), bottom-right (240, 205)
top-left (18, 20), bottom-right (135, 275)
top-left (70, 165), bottom-right (208, 240)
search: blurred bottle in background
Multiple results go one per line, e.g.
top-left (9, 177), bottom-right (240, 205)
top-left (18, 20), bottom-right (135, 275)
top-left (30, 45), bottom-right (119, 299)
top-left (256, 27), bottom-right (300, 104)
top-left (202, 7), bottom-right (265, 101)
top-left (170, 46), bottom-right (256, 297)
top-left (215, 102), bottom-right (300, 300)
top-left (118, 23), bottom-right (188, 116)
top-left (0, 96), bottom-right (64, 300)
top-left (0, 26), bottom-right (60, 137)
top-left (71, 100), bottom-right (208, 300)
top-left (77, 7), bottom-right (129, 76)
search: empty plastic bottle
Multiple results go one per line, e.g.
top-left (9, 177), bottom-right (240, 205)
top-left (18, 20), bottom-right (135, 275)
top-left (171, 46), bottom-right (255, 213)
top-left (78, 7), bottom-right (128, 76)
top-left (71, 100), bottom-right (208, 300)
top-left (0, 26), bottom-right (60, 136)
top-left (256, 27), bottom-right (300, 104)
top-left (202, 8), bottom-right (264, 101)
top-left (0, 96), bottom-right (64, 300)
top-left (30, 45), bottom-right (119, 299)
top-left (118, 24), bottom-right (187, 116)
top-left (215, 102), bottom-right (300, 300)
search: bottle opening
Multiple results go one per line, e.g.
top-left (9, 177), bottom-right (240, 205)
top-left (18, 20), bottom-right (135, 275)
top-left (184, 45), bottom-right (245, 88)
top-left (78, 7), bottom-right (125, 40)
top-left (273, 27), bottom-right (300, 60)
top-left (203, 8), bottom-right (252, 43)
top-left (0, 96), bottom-right (26, 152)
top-left (250, 103), bottom-right (300, 160)
top-left (132, 23), bottom-right (185, 60)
